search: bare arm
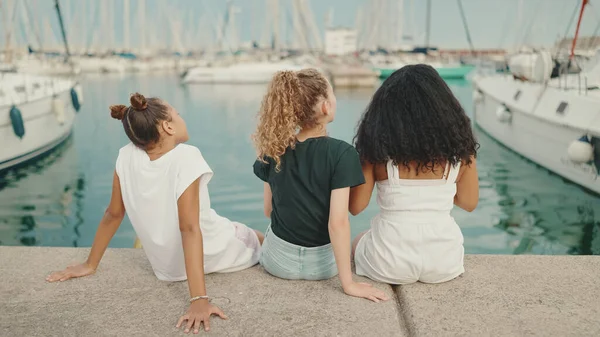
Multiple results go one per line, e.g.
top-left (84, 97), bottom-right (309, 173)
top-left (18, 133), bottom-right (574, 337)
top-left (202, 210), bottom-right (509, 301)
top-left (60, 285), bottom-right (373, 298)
top-left (86, 171), bottom-right (126, 268)
top-left (454, 157), bottom-right (479, 212)
top-left (47, 171), bottom-right (125, 282)
top-left (263, 182), bottom-right (272, 218)
top-left (349, 161), bottom-right (375, 216)
top-left (177, 178), bottom-right (206, 300)
top-left (176, 178), bottom-right (226, 333)
top-left (329, 188), bottom-right (353, 288)
top-left (329, 188), bottom-right (388, 303)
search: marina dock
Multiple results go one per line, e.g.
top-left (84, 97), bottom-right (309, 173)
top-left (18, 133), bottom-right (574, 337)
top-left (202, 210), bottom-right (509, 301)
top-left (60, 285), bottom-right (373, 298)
top-left (2, 247), bottom-right (599, 336)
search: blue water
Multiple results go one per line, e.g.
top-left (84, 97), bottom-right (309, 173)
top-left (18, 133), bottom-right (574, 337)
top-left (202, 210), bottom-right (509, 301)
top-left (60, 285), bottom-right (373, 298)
top-left (1, 74), bottom-right (599, 255)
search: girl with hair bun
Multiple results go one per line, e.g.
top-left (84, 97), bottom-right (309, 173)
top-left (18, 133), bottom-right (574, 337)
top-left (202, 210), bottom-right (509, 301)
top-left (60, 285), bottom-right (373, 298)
top-left (252, 69), bottom-right (388, 303)
top-left (47, 93), bottom-right (263, 333)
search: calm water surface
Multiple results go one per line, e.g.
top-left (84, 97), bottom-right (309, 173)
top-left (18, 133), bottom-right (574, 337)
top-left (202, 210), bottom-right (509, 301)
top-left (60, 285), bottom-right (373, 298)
top-left (1, 74), bottom-right (599, 254)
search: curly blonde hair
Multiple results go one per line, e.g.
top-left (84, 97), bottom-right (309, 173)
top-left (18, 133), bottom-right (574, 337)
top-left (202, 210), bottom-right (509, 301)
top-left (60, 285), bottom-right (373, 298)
top-left (252, 68), bottom-right (329, 171)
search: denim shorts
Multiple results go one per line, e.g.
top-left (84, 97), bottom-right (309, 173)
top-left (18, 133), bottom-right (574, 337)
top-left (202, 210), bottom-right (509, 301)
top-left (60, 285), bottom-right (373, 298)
top-left (259, 226), bottom-right (338, 280)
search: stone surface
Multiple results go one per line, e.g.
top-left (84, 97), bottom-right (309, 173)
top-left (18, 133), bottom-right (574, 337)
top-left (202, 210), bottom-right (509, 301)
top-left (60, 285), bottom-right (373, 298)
top-left (0, 247), bottom-right (402, 337)
top-left (396, 255), bottom-right (600, 337)
top-left (3, 247), bottom-right (600, 336)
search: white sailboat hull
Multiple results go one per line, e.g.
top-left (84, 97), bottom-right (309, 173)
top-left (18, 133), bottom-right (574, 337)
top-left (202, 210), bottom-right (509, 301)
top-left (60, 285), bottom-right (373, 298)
top-left (473, 75), bottom-right (600, 194)
top-left (75, 57), bottom-right (128, 74)
top-left (0, 79), bottom-right (77, 172)
top-left (182, 62), bottom-right (308, 84)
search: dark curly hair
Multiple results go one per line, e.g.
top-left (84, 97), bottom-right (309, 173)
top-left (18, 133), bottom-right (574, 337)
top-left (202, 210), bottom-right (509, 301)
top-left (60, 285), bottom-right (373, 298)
top-left (354, 64), bottom-right (479, 172)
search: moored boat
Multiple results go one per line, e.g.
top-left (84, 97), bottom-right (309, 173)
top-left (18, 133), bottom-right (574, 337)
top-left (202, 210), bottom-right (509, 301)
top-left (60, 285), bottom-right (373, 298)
top-left (472, 1), bottom-right (600, 194)
top-left (0, 73), bottom-right (83, 172)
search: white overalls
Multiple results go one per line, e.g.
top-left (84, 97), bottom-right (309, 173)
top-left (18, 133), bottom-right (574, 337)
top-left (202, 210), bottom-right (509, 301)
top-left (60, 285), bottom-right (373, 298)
top-left (354, 160), bottom-right (465, 284)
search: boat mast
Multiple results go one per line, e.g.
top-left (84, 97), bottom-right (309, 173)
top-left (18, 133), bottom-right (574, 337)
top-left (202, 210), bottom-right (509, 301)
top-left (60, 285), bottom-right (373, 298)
top-left (108, 0), bottom-right (115, 53)
top-left (85, 1), bottom-right (99, 54)
top-left (99, 0), bottom-right (107, 53)
top-left (78, 0), bottom-right (85, 53)
top-left (123, 0), bottom-right (129, 51)
top-left (457, 0), bottom-right (474, 56)
top-left (425, 0), bottom-right (431, 51)
top-left (138, 0), bottom-right (146, 55)
top-left (3, 0), bottom-right (18, 63)
top-left (272, 0), bottom-right (280, 54)
top-left (570, 0), bottom-right (588, 60)
top-left (18, 0), bottom-right (42, 53)
top-left (291, 0), bottom-right (309, 51)
top-left (397, 0), bottom-right (404, 50)
top-left (298, 0), bottom-right (323, 51)
top-left (291, 0), bottom-right (301, 50)
top-left (409, 0), bottom-right (415, 45)
top-left (355, 6), bottom-right (363, 49)
top-left (379, 0), bottom-right (387, 49)
top-left (556, 1), bottom-right (581, 59)
top-left (54, 0), bottom-right (72, 61)
top-left (365, 0), bottom-right (379, 50)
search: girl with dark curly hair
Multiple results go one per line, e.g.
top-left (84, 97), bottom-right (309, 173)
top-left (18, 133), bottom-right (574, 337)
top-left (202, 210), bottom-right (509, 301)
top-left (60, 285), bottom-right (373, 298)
top-left (350, 64), bottom-right (480, 285)
top-left (252, 69), bottom-right (388, 303)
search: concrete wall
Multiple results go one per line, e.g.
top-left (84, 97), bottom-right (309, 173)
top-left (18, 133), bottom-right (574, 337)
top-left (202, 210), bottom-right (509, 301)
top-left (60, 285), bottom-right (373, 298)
top-left (1, 247), bottom-right (599, 336)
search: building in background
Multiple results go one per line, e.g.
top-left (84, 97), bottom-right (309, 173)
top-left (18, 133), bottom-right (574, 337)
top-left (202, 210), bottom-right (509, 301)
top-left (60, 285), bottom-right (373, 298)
top-left (554, 36), bottom-right (600, 58)
top-left (325, 28), bottom-right (358, 56)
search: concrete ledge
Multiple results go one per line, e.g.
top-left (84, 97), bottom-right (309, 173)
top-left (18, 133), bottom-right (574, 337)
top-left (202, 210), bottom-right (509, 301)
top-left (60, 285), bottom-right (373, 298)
top-left (2, 247), bottom-right (599, 336)
top-left (0, 247), bottom-right (402, 337)
top-left (396, 255), bottom-right (600, 337)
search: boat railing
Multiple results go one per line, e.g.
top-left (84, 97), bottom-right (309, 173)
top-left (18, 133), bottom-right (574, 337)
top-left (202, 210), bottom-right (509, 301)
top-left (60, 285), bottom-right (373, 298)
top-left (0, 73), bottom-right (72, 107)
top-left (554, 55), bottom-right (593, 96)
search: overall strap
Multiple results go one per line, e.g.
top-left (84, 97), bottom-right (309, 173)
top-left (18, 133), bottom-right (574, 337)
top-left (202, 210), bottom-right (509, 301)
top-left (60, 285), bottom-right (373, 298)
top-left (386, 160), bottom-right (400, 185)
top-left (446, 162), bottom-right (462, 184)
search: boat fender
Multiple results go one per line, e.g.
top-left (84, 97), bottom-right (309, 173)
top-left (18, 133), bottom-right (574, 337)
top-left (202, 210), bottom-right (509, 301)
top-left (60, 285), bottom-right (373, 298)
top-left (592, 137), bottom-right (600, 174)
top-left (70, 85), bottom-right (82, 112)
top-left (74, 83), bottom-right (84, 105)
top-left (567, 135), bottom-right (594, 164)
top-left (9, 105), bottom-right (25, 139)
top-left (52, 97), bottom-right (65, 124)
top-left (495, 105), bottom-right (512, 123)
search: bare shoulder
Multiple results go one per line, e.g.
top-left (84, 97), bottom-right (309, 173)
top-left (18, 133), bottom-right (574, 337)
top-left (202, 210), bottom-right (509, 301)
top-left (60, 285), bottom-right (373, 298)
top-left (373, 162), bottom-right (388, 181)
top-left (457, 156), bottom-right (478, 181)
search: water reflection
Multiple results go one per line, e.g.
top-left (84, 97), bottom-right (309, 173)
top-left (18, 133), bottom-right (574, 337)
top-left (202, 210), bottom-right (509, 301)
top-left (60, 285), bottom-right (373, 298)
top-left (0, 136), bottom-right (85, 246)
top-left (0, 74), bottom-right (598, 255)
top-left (473, 127), bottom-right (600, 255)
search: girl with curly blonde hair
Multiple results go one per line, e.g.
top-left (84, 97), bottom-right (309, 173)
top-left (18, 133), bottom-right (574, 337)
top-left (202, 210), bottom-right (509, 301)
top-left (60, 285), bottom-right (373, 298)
top-left (252, 69), bottom-right (388, 303)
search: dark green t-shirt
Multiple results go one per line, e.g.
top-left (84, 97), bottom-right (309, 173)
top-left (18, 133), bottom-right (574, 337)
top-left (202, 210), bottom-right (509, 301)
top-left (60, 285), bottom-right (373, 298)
top-left (253, 137), bottom-right (365, 247)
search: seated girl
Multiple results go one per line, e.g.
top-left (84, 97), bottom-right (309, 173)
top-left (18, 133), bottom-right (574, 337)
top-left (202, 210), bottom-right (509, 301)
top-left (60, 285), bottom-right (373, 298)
top-left (350, 64), bottom-right (479, 285)
top-left (252, 69), bottom-right (388, 303)
top-left (47, 93), bottom-right (263, 333)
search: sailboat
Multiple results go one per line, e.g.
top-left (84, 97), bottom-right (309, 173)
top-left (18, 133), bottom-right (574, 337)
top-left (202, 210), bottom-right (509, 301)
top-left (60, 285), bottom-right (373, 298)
top-left (472, 0), bottom-right (600, 194)
top-left (181, 0), bottom-right (318, 85)
top-left (369, 0), bottom-right (474, 80)
top-left (0, 0), bottom-right (83, 172)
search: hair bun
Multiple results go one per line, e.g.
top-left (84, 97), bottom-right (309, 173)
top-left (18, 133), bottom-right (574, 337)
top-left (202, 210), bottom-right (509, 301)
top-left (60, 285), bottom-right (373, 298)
top-left (109, 104), bottom-right (128, 120)
top-left (130, 92), bottom-right (148, 111)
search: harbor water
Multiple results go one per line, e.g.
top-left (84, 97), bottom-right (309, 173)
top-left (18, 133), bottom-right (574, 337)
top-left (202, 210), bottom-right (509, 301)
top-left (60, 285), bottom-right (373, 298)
top-left (0, 73), bottom-right (598, 255)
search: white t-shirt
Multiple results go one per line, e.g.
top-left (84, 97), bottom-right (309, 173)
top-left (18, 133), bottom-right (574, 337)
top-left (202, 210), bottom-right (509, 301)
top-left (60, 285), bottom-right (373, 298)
top-left (115, 143), bottom-right (239, 281)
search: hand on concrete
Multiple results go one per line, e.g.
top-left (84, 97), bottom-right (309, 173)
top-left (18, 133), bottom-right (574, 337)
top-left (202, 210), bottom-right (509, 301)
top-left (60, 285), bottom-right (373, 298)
top-left (176, 300), bottom-right (228, 334)
top-left (45, 263), bottom-right (96, 282)
top-left (343, 282), bottom-right (389, 303)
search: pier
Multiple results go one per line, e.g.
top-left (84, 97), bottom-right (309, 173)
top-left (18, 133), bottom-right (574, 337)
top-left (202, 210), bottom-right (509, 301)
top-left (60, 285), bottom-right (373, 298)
top-left (1, 247), bottom-right (599, 336)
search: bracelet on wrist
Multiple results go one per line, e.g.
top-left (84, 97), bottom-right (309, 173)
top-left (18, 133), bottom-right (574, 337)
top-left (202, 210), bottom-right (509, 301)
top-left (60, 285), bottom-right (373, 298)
top-left (190, 295), bottom-right (210, 303)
